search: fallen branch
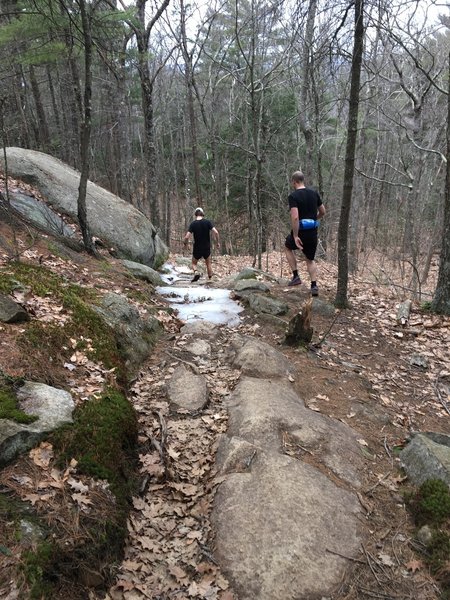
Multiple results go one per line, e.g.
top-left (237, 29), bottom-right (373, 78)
top-left (164, 350), bottom-right (200, 374)
top-left (311, 309), bottom-right (342, 349)
top-left (365, 472), bottom-right (392, 495)
top-left (326, 547), bottom-right (365, 564)
top-left (151, 410), bottom-right (168, 479)
top-left (434, 372), bottom-right (450, 416)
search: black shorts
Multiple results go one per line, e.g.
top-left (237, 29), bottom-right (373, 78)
top-left (285, 229), bottom-right (318, 261)
top-left (193, 246), bottom-right (211, 260)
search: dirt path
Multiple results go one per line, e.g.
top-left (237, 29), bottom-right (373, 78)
top-left (105, 266), bottom-right (449, 600)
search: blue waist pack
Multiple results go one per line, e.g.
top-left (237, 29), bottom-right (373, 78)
top-left (299, 219), bottom-right (319, 230)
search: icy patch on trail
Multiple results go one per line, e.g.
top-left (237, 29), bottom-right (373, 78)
top-left (159, 263), bottom-right (189, 284)
top-left (156, 286), bottom-right (243, 326)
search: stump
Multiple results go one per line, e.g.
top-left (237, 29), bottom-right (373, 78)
top-left (396, 299), bottom-right (412, 326)
top-left (284, 299), bottom-right (313, 345)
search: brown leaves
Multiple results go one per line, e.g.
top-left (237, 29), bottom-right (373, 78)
top-left (406, 559), bottom-right (424, 573)
top-left (107, 329), bottom-right (237, 599)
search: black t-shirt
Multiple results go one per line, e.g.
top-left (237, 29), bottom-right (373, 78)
top-left (288, 187), bottom-right (322, 221)
top-left (188, 218), bottom-right (213, 250)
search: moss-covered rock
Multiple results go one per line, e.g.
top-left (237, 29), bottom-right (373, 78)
top-left (0, 373), bottom-right (37, 424)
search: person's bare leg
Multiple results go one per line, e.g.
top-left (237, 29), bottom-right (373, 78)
top-left (191, 257), bottom-right (201, 282)
top-left (284, 246), bottom-right (297, 272)
top-left (306, 259), bottom-right (318, 283)
top-left (205, 256), bottom-right (213, 278)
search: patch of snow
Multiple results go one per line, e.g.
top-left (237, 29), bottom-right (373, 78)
top-left (156, 286), bottom-right (243, 326)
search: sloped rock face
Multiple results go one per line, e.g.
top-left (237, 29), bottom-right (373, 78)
top-left (8, 191), bottom-right (75, 239)
top-left (212, 336), bottom-right (367, 600)
top-left (2, 147), bottom-right (168, 268)
top-left (93, 292), bottom-right (161, 377)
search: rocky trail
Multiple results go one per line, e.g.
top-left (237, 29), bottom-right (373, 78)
top-left (1, 242), bottom-right (450, 600)
top-left (103, 263), bottom-right (450, 600)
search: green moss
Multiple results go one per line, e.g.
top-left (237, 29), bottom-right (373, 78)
top-left (411, 479), bottom-right (450, 527)
top-left (0, 274), bottom-right (20, 295)
top-left (428, 530), bottom-right (450, 573)
top-left (3, 262), bottom-right (125, 377)
top-left (51, 388), bottom-right (138, 506)
top-left (22, 541), bottom-right (55, 599)
top-left (0, 373), bottom-right (37, 424)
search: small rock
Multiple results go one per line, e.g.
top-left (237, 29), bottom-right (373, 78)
top-left (185, 339), bottom-right (211, 358)
top-left (410, 354), bottom-right (429, 369)
top-left (416, 525), bottom-right (433, 546)
top-left (0, 294), bottom-right (29, 324)
top-left (167, 365), bottom-right (208, 411)
top-left (19, 519), bottom-right (46, 545)
top-left (248, 293), bottom-right (289, 316)
top-left (180, 321), bottom-right (218, 338)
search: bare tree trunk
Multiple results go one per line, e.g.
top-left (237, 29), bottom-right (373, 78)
top-left (432, 51), bottom-right (450, 315)
top-left (29, 65), bottom-right (51, 151)
top-left (77, 0), bottom-right (96, 255)
top-left (180, 0), bottom-right (202, 205)
top-left (46, 65), bottom-right (65, 159)
top-left (298, 0), bottom-right (317, 180)
top-left (335, 0), bottom-right (364, 308)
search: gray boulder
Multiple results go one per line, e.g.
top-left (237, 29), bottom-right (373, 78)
top-left (232, 267), bottom-right (279, 284)
top-left (2, 147), bottom-right (168, 268)
top-left (184, 339), bottom-right (211, 358)
top-left (0, 294), bottom-right (29, 323)
top-left (0, 382), bottom-right (74, 467)
top-left (233, 280), bottom-right (270, 294)
top-left (400, 432), bottom-right (450, 486)
top-left (93, 293), bottom-right (161, 377)
top-left (167, 365), bottom-right (208, 411)
top-left (121, 259), bottom-right (164, 286)
top-left (233, 267), bottom-right (259, 281)
top-left (248, 293), bottom-right (288, 316)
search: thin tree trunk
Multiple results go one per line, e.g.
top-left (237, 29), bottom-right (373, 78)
top-left (335, 0), bottom-right (364, 308)
top-left (46, 65), bottom-right (65, 159)
top-left (77, 0), bottom-right (96, 255)
top-left (180, 0), bottom-right (202, 205)
top-left (431, 51), bottom-right (450, 315)
top-left (298, 0), bottom-right (317, 180)
top-left (29, 65), bottom-right (51, 150)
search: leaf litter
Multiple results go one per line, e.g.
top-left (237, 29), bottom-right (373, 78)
top-left (106, 329), bottom-right (242, 600)
top-left (1, 225), bottom-right (449, 600)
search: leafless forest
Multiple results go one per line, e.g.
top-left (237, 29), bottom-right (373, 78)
top-left (0, 0), bottom-right (449, 308)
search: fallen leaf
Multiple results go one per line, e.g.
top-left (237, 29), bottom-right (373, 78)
top-left (406, 559), bottom-right (424, 572)
top-left (378, 553), bottom-right (395, 567)
top-left (71, 493), bottom-right (93, 506)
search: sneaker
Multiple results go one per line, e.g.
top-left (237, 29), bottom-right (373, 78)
top-left (191, 273), bottom-right (201, 283)
top-left (288, 275), bottom-right (302, 287)
top-left (311, 284), bottom-right (319, 297)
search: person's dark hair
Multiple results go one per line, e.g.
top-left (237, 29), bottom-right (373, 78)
top-left (291, 171), bottom-right (305, 183)
top-left (194, 207), bottom-right (204, 217)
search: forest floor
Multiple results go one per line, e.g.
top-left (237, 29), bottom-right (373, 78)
top-left (1, 218), bottom-right (450, 599)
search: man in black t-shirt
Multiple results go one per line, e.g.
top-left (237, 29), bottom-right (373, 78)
top-left (183, 208), bottom-right (220, 282)
top-left (284, 171), bottom-right (325, 296)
